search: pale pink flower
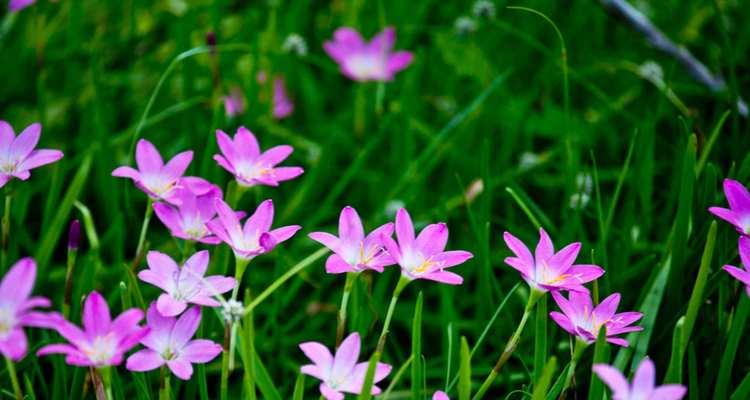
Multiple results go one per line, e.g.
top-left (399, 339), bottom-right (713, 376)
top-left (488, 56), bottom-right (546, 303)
top-left (153, 189), bottom-right (228, 244)
top-left (722, 236), bottom-right (750, 297)
top-left (223, 86), bottom-right (246, 118)
top-left (324, 27), bottom-right (413, 82)
top-left (9, 0), bottom-right (35, 11)
top-left (213, 127), bottom-right (304, 187)
top-left (309, 206), bottom-right (395, 274)
top-left (272, 76), bottom-right (294, 119)
top-left (0, 121), bottom-right (63, 188)
top-left (299, 332), bottom-right (392, 400)
top-left (709, 178), bottom-right (750, 235)
top-left (126, 304), bottom-right (222, 380)
top-left (381, 208), bottom-right (472, 285)
top-left (593, 358), bottom-right (686, 400)
top-left (433, 391), bottom-right (450, 400)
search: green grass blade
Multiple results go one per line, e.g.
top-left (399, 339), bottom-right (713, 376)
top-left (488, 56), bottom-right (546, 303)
top-left (458, 336), bottom-right (471, 400)
top-left (253, 352), bottom-right (281, 400)
top-left (382, 355), bottom-right (413, 400)
top-left (412, 291), bottom-right (424, 400)
top-left (533, 296), bottom-right (548, 385)
top-left (665, 317), bottom-right (685, 383)
top-left (532, 357), bottom-right (557, 400)
top-left (730, 369), bottom-right (750, 400)
top-left (292, 373), bottom-right (305, 400)
top-left (714, 294), bottom-right (750, 399)
top-left (696, 110), bottom-right (731, 176)
top-left (588, 328), bottom-right (611, 400)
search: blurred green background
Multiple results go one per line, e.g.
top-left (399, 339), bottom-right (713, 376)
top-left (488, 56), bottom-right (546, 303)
top-left (1, 0), bottom-right (749, 398)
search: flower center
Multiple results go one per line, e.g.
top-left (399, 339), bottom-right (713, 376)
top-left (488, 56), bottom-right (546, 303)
top-left (0, 306), bottom-right (16, 339)
top-left (82, 334), bottom-right (119, 365)
top-left (0, 161), bottom-right (16, 174)
top-left (236, 162), bottom-right (274, 185)
top-left (347, 54), bottom-right (384, 79)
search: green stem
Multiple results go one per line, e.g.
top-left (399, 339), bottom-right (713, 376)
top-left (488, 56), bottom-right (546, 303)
top-left (560, 339), bottom-right (588, 398)
top-left (5, 357), bottom-right (22, 400)
top-left (473, 290), bottom-right (543, 400)
top-left (242, 291), bottom-right (257, 400)
top-left (159, 367), bottom-right (171, 400)
top-left (336, 272), bottom-right (358, 347)
top-left (220, 321), bottom-right (231, 400)
top-left (231, 256), bottom-right (250, 300)
top-left (132, 198), bottom-right (153, 268)
top-left (99, 367), bottom-right (113, 400)
top-left (354, 84), bottom-right (366, 137)
top-left (63, 246), bottom-right (78, 319)
top-left (358, 276), bottom-right (410, 400)
top-left (181, 240), bottom-right (195, 263)
top-left (1, 194), bottom-right (11, 270)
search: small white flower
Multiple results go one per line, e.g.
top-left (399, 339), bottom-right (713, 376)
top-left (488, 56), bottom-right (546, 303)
top-left (472, 0), bottom-right (496, 19)
top-left (454, 16), bottom-right (477, 36)
top-left (221, 299), bottom-right (245, 323)
top-left (282, 33), bottom-right (308, 57)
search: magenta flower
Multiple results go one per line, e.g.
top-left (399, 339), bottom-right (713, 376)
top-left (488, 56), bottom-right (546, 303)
top-left (153, 189), bottom-right (227, 244)
top-left (126, 304), bottom-right (222, 380)
top-left (381, 208), bottom-right (472, 285)
top-left (0, 258), bottom-right (55, 360)
top-left (213, 127), bottom-right (304, 187)
top-left (722, 236), bottom-right (750, 297)
top-left (223, 86), bottom-right (245, 118)
top-left (9, 0), bottom-right (35, 11)
top-left (433, 391), bottom-right (450, 400)
top-left (709, 178), bottom-right (750, 235)
top-left (112, 139), bottom-right (193, 203)
top-left (593, 358), bottom-right (686, 400)
top-left (38, 291), bottom-right (147, 367)
top-left (323, 27), bottom-right (413, 82)
top-left (299, 332), bottom-right (392, 400)
top-left (503, 228), bottom-right (604, 293)
top-left (309, 206), bottom-right (395, 274)
top-left (138, 250), bottom-right (236, 316)
top-left (207, 198), bottom-right (301, 260)
top-left (549, 291), bottom-right (643, 347)
top-left (0, 121), bottom-right (63, 188)
top-left (272, 76), bottom-right (294, 119)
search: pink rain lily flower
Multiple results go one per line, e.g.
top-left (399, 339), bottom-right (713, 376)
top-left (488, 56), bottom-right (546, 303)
top-left (112, 139), bottom-right (194, 203)
top-left (223, 86), bottom-right (245, 118)
top-left (550, 291), bottom-right (643, 347)
top-left (0, 258), bottom-right (56, 360)
top-left (9, 0), bottom-right (35, 11)
top-left (213, 127), bottom-right (304, 187)
top-left (381, 208), bottom-right (473, 285)
top-left (38, 291), bottom-right (147, 367)
top-left (207, 198), bottom-right (301, 260)
top-left (722, 236), bottom-right (750, 297)
top-left (299, 332), bottom-right (392, 400)
top-left (126, 304), bottom-right (222, 380)
top-left (593, 358), bottom-right (686, 400)
top-left (138, 250), bottom-right (236, 317)
top-left (323, 27), bottom-right (413, 82)
top-left (503, 228), bottom-right (604, 293)
top-left (309, 206), bottom-right (395, 274)
top-left (709, 178), bottom-right (750, 235)
top-left (272, 76), bottom-right (294, 119)
top-left (0, 121), bottom-right (63, 188)
top-left (433, 391), bottom-right (450, 400)
top-left (153, 189), bottom-right (229, 244)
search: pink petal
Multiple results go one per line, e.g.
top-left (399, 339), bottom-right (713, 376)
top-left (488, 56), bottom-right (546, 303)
top-left (180, 339), bottom-right (222, 363)
top-left (606, 337), bottom-right (630, 347)
top-left (592, 364), bottom-right (629, 399)
top-left (171, 307), bottom-right (201, 347)
top-left (234, 127), bottom-right (261, 159)
top-left (724, 265), bottom-right (750, 285)
top-left (332, 332), bottom-right (360, 379)
top-left (708, 206), bottom-right (739, 228)
top-left (153, 203), bottom-right (183, 235)
top-left (364, 222), bottom-right (394, 249)
top-left (433, 391), bottom-right (450, 400)
top-left (202, 276), bottom-right (236, 297)
top-left (126, 349), bottom-right (165, 372)
top-left (650, 385), bottom-right (687, 400)
top-left (112, 166), bottom-right (141, 180)
top-left (369, 27), bottom-right (395, 53)
top-left (244, 199), bottom-right (275, 236)
top-left (301, 364), bottom-right (326, 380)
top-left (184, 250), bottom-right (209, 278)
top-left (0, 257), bottom-right (36, 305)
top-left (269, 225), bottom-right (302, 244)
top-left (0, 328), bottom-right (27, 360)
top-left (37, 343), bottom-right (81, 359)
top-left (333, 27), bottom-right (365, 48)
top-left (215, 130), bottom-right (238, 166)
top-left (0, 120), bottom-right (14, 149)
top-left (82, 291), bottom-right (111, 338)
top-left (111, 309), bottom-right (145, 335)
top-left (535, 228), bottom-right (555, 261)
top-left (549, 311), bottom-right (576, 335)
top-left (432, 251), bottom-right (473, 268)
top-left (9, 123), bottom-right (41, 160)
top-left (156, 294), bottom-right (187, 317)
top-left (593, 293), bottom-right (621, 323)
top-left (740, 236), bottom-right (750, 270)
top-left (258, 145), bottom-right (294, 166)
top-left (163, 151), bottom-right (193, 181)
top-left (724, 179), bottom-right (750, 214)
top-left (547, 242), bottom-right (581, 273)
top-left (309, 232), bottom-right (341, 252)
top-left (272, 166), bottom-right (304, 182)
top-left (137, 270), bottom-right (171, 292)
top-left (326, 254), bottom-right (353, 274)
top-left (415, 223), bottom-right (448, 256)
top-left (381, 234), bottom-right (402, 264)
top-left (386, 51), bottom-right (413, 74)
top-left (9, 0), bottom-right (36, 11)
top-left (320, 383), bottom-right (344, 400)
top-left (631, 358), bottom-right (656, 397)
top-left (299, 341), bottom-right (333, 371)
top-left (503, 231), bottom-right (534, 269)
top-left (422, 270), bottom-right (463, 285)
top-left (395, 208), bottom-right (415, 249)
top-left (167, 358), bottom-right (194, 380)
top-left (17, 149), bottom-right (63, 171)
top-left (213, 198), bottom-right (244, 244)
top-left (339, 206), bottom-right (365, 244)
top-left (135, 139), bottom-right (164, 173)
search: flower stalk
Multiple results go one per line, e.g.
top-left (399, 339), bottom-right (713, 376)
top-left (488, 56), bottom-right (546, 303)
top-left (336, 272), bottom-right (357, 347)
top-left (473, 289), bottom-right (543, 399)
top-left (133, 198), bottom-right (153, 268)
top-left (560, 339), bottom-right (588, 398)
top-left (159, 366), bottom-right (171, 400)
top-left (63, 220), bottom-right (80, 318)
top-left (1, 194), bottom-right (10, 269)
top-left (4, 356), bottom-right (22, 400)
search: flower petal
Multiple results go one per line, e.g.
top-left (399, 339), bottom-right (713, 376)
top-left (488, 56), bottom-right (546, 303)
top-left (180, 339), bottom-right (222, 363)
top-left (82, 291), bottom-right (111, 338)
top-left (126, 349), bottom-right (165, 372)
top-left (135, 139), bottom-right (164, 173)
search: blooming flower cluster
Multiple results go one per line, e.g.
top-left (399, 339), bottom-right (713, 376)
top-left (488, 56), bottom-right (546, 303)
top-left (710, 179), bottom-right (750, 296)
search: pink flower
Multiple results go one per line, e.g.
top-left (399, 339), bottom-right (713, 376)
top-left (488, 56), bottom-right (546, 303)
top-left (549, 291), bottom-right (643, 347)
top-left (722, 236), bottom-right (750, 297)
top-left (593, 358), bottom-right (686, 400)
top-left (138, 250), bottom-right (236, 316)
top-left (503, 228), bottom-right (604, 293)
top-left (9, 0), bottom-right (35, 12)
top-left (709, 179), bottom-right (750, 235)
top-left (223, 87), bottom-right (245, 118)
top-left (381, 208), bottom-right (472, 285)
top-left (299, 332), bottom-right (392, 400)
top-left (0, 121), bottom-right (63, 188)
top-left (272, 76), bottom-right (294, 119)
top-left (323, 27), bottom-right (413, 82)
top-left (126, 304), bottom-right (222, 380)
top-left (112, 139), bottom-right (194, 203)
top-left (0, 258), bottom-right (55, 360)
top-left (153, 189), bottom-right (229, 244)
top-left (207, 198), bottom-right (301, 260)
top-left (38, 291), bottom-right (147, 367)
top-left (433, 391), bottom-right (450, 400)
top-left (213, 127), bottom-right (304, 187)
top-left (309, 206), bottom-right (395, 274)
